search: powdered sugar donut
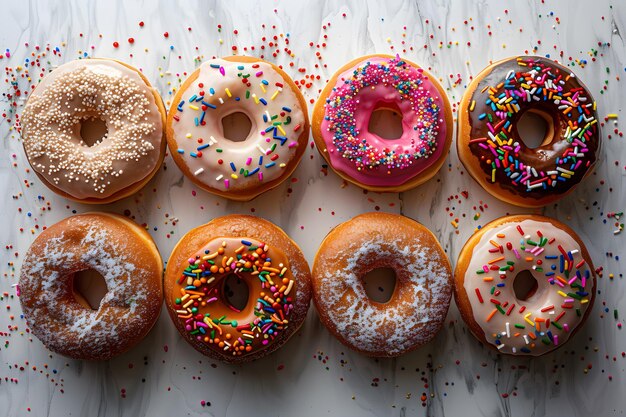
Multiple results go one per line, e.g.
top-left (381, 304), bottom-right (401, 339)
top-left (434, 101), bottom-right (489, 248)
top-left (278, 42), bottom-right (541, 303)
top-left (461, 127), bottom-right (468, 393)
top-left (312, 212), bottom-right (452, 357)
top-left (18, 213), bottom-right (163, 360)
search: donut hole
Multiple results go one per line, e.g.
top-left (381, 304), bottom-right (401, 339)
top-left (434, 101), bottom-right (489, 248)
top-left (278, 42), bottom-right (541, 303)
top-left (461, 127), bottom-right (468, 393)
top-left (362, 267), bottom-right (397, 303)
top-left (221, 111), bottom-right (252, 142)
top-left (367, 106), bottom-right (403, 140)
top-left (72, 269), bottom-right (108, 310)
top-left (79, 116), bottom-right (109, 147)
top-left (513, 270), bottom-right (539, 301)
top-left (222, 273), bottom-right (249, 312)
top-left (516, 109), bottom-right (554, 149)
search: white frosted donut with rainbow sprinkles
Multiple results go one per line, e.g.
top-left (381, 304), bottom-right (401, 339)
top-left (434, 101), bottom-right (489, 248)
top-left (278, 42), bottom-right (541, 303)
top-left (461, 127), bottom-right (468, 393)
top-left (454, 215), bottom-right (596, 356)
top-left (166, 56), bottom-right (309, 201)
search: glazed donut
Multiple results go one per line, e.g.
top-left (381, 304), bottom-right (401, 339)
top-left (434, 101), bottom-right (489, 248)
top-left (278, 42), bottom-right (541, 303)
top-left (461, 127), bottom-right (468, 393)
top-left (454, 215), bottom-right (596, 355)
top-left (166, 56), bottom-right (309, 201)
top-left (18, 213), bottom-right (163, 360)
top-left (457, 56), bottom-right (600, 207)
top-left (312, 212), bottom-right (452, 357)
top-left (312, 54), bottom-right (452, 192)
top-left (164, 215), bottom-right (312, 363)
top-left (21, 58), bottom-right (167, 204)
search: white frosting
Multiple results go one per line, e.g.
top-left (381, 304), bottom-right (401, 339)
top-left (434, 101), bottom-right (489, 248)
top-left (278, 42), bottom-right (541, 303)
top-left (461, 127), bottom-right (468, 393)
top-left (170, 58), bottom-right (306, 193)
top-left (463, 219), bottom-right (594, 355)
top-left (21, 59), bottom-right (163, 199)
top-left (316, 237), bottom-right (452, 355)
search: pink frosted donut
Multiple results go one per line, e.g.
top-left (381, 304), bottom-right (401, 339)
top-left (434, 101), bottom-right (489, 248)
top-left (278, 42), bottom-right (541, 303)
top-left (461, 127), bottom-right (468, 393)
top-left (312, 54), bottom-right (452, 192)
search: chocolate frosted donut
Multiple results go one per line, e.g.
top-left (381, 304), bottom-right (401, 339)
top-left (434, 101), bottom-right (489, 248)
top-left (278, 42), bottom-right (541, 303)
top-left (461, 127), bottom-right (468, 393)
top-left (458, 56), bottom-right (600, 207)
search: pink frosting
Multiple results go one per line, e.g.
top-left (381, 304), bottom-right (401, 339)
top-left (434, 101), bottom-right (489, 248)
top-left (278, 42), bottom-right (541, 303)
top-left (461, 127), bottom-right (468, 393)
top-left (320, 56), bottom-right (448, 187)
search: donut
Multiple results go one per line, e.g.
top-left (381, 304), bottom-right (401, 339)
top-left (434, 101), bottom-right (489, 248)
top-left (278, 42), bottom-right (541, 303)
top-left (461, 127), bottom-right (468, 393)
top-left (166, 56), bottom-right (309, 201)
top-left (312, 54), bottom-right (452, 192)
top-left (164, 215), bottom-right (312, 363)
top-left (454, 215), bottom-right (596, 355)
top-left (18, 213), bottom-right (163, 360)
top-left (457, 56), bottom-right (600, 207)
top-left (21, 58), bottom-right (167, 204)
top-left (311, 212), bottom-right (452, 357)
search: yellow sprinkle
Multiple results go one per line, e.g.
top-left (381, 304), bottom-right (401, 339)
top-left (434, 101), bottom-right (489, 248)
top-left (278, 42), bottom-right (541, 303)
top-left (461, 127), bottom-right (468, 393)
top-left (279, 163), bottom-right (286, 168)
top-left (607, 113), bottom-right (618, 119)
top-left (581, 299), bottom-right (589, 304)
top-left (231, 174), bottom-right (239, 180)
top-left (451, 221), bottom-right (458, 228)
top-left (189, 104), bottom-right (199, 110)
top-left (260, 83), bottom-right (267, 93)
top-left (277, 125), bottom-right (287, 136)
top-left (203, 252), bottom-right (219, 260)
top-left (469, 100), bottom-right (476, 111)
top-left (524, 313), bottom-right (534, 326)
top-left (186, 133), bottom-right (192, 139)
top-left (252, 94), bottom-right (259, 104)
top-left (558, 291), bottom-right (568, 297)
top-left (491, 169), bottom-right (496, 183)
top-left (271, 90), bottom-right (280, 100)
top-left (225, 88), bottom-right (232, 97)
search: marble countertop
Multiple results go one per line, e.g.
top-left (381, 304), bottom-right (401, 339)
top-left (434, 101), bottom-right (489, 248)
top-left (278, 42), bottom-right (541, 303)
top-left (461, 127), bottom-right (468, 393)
top-left (1, 0), bottom-right (625, 415)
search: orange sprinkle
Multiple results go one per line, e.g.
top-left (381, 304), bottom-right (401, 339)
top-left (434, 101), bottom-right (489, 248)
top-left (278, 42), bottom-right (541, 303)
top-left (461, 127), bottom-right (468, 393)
top-left (488, 256), bottom-right (505, 264)
top-left (486, 309), bottom-right (497, 322)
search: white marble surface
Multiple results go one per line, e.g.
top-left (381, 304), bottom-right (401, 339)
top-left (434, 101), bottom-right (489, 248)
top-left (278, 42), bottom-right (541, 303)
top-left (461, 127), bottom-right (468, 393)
top-left (1, 0), bottom-right (625, 415)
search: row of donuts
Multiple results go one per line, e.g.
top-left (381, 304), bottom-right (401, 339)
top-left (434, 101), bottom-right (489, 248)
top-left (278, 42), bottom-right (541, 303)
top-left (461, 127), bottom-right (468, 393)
top-left (19, 211), bottom-right (595, 362)
top-left (21, 54), bottom-right (600, 207)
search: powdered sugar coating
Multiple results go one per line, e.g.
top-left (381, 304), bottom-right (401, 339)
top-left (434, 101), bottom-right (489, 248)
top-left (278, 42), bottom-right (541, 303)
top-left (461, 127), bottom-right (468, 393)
top-left (19, 214), bottom-right (163, 360)
top-left (313, 213), bottom-right (452, 356)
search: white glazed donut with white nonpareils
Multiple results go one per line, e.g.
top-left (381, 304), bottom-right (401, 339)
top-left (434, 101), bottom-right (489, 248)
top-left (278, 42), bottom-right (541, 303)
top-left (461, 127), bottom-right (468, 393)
top-left (21, 59), bottom-right (166, 203)
top-left (166, 56), bottom-right (309, 201)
